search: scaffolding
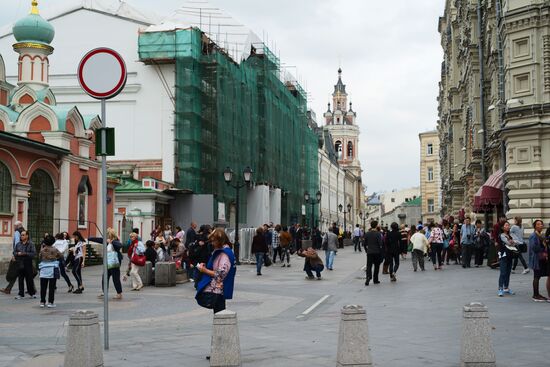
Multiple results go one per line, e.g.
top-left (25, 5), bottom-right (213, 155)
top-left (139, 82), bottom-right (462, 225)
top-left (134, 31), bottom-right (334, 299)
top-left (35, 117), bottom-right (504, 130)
top-left (138, 27), bottom-right (319, 225)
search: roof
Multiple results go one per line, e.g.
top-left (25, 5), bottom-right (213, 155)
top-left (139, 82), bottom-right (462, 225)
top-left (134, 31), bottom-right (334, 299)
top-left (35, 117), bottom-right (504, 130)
top-left (143, 0), bottom-right (262, 62)
top-left (0, 0), bottom-right (161, 38)
top-left (334, 68), bottom-right (346, 94)
top-left (115, 177), bottom-right (156, 193)
top-left (0, 130), bottom-right (70, 156)
top-left (0, 104), bottom-right (19, 121)
top-left (403, 196), bottom-right (422, 206)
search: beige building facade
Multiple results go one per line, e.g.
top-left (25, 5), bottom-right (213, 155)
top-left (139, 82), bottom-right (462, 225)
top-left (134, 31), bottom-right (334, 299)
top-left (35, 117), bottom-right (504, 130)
top-left (419, 130), bottom-right (441, 223)
top-left (437, 0), bottom-right (550, 230)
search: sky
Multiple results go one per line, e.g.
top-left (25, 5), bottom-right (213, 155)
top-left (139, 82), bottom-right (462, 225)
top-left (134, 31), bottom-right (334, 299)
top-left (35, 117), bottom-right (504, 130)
top-left (0, 0), bottom-right (445, 194)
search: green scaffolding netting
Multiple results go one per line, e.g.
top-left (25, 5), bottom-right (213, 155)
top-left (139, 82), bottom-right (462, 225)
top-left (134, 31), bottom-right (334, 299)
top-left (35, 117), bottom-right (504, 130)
top-left (138, 28), bottom-right (319, 225)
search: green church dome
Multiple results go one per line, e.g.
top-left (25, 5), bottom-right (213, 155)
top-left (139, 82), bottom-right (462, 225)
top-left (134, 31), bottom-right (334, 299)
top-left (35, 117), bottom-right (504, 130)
top-left (12, 1), bottom-right (55, 45)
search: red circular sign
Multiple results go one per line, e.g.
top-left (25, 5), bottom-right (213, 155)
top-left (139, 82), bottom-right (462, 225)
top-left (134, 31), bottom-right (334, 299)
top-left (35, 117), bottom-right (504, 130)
top-left (77, 48), bottom-right (127, 100)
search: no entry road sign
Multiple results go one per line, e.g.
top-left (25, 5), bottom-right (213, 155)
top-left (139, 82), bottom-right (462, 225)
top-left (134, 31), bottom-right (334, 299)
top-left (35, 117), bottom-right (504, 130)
top-left (77, 47), bottom-right (127, 100)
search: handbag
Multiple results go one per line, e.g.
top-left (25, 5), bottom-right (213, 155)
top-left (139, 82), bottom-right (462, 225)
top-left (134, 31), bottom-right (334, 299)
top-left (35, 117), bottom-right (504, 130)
top-left (518, 243), bottom-right (527, 253)
top-left (107, 250), bottom-right (120, 269)
top-left (263, 253), bottom-right (272, 267)
top-left (131, 252), bottom-right (146, 267)
top-left (539, 250), bottom-right (548, 262)
top-left (53, 266), bottom-right (60, 280)
top-left (196, 291), bottom-right (224, 309)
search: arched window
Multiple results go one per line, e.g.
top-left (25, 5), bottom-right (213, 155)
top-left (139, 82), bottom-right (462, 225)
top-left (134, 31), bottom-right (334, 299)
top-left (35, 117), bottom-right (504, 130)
top-left (77, 175), bottom-right (92, 228)
top-left (335, 141), bottom-right (342, 160)
top-left (347, 141), bottom-right (353, 158)
top-left (0, 162), bottom-right (11, 213)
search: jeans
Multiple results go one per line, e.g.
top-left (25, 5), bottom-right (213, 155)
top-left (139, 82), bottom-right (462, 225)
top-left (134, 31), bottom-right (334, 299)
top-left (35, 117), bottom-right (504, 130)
top-left (325, 251), bottom-right (336, 269)
top-left (412, 249), bottom-right (425, 271)
top-left (281, 247), bottom-right (290, 264)
top-left (304, 262), bottom-right (324, 278)
top-left (388, 253), bottom-right (400, 275)
top-left (431, 243), bottom-right (443, 266)
top-left (40, 278), bottom-right (56, 304)
top-left (462, 244), bottom-right (473, 267)
top-left (72, 258), bottom-right (83, 288)
top-left (255, 252), bottom-right (264, 274)
top-left (499, 254), bottom-right (513, 289)
top-left (102, 267), bottom-right (123, 294)
top-left (366, 253), bottom-right (381, 282)
top-left (272, 247), bottom-right (282, 263)
top-left (58, 258), bottom-right (73, 288)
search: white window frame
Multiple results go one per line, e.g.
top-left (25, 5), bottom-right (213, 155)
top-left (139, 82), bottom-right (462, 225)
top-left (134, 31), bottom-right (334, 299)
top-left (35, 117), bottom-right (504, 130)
top-left (427, 167), bottom-right (434, 182)
top-left (427, 143), bottom-right (433, 155)
top-left (427, 199), bottom-right (435, 213)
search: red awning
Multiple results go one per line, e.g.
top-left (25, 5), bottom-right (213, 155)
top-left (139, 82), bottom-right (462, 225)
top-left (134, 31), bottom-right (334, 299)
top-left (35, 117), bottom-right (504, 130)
top-left (473, 169), bottom-right (504, 212)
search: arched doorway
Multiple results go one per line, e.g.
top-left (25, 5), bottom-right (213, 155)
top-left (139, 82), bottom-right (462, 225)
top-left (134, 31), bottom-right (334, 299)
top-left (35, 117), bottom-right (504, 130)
top-left (28, 169), bottom-right (54, 243)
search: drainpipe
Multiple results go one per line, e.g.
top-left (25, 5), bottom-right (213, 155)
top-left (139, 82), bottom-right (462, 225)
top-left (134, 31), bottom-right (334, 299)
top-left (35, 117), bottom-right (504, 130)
top-left (477, 0), bottom-right (489, 230)
top-left (496, 0), bottom-right (508, 215)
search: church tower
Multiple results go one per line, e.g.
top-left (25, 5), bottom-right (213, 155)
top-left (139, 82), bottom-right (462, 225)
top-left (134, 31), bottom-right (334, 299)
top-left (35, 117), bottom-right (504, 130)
top-left (323, 68), bottom-right (362, 177)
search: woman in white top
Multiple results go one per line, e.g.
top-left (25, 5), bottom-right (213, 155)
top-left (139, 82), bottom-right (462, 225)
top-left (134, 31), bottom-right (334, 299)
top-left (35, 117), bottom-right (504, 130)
top-left (53, 232), bottom-right (74, 292)
top-left (71, 231), bottom-right (86, 294)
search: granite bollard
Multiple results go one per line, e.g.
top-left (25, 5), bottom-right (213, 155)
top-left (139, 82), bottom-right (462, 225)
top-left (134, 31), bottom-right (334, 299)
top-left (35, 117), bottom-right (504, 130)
top-left (336, 305), bottom-right (372, 367)
top-left (210, 310), bottom-right (241, 367)
top-left (155, 261), bottom-right (176, 287)
top-left (64, 310), bottom-right (103, 367)
top-left (137, 261), bottom-right (153, 286)
top-left (460, 302), bottom-right (496, 367)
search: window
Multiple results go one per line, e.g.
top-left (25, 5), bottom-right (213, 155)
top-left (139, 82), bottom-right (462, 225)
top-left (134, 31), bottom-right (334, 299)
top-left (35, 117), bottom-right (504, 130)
top-left (513, 38), bottom-right (529, 58)
top-left (428, 199), bottom-right (435, 213)
top-left (0, 162), bottom-right (11, 213)
top-left (347, 141), bottom-right (353, 158)
top-left (335, 141), bottom-right (342, 160)
top-left (427, 143), bottom-right (433, 155)
top-left (391, 198), bottom-right (395, 203)
top-left (78, 186), bottom-right (88, 228)
top-left (514, 73), bottom-right (530, 94)
top-left (427, 167), bottom-right (434, 181)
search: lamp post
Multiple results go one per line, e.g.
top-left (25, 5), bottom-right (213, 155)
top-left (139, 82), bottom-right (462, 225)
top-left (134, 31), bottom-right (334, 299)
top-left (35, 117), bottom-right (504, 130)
top-left (359, 211), bottom-right (366, 231)
top-left (338, 202), bottom-right (352, 236)
top-left (304, 190), bottom-right (322, 229)
top-left (223, 166), bottom-right (252, 265)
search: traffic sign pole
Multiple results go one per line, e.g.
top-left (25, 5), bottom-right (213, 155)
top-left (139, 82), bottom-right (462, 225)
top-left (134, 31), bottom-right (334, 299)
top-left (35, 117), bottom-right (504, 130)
top-left (101, 98), bottom-right (109, 350)
top-left (77, 47), bottom-right (127, 352)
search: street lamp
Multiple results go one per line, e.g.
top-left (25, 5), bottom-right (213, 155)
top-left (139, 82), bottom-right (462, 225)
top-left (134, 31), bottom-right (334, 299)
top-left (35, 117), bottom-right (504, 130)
top-left (359, 210), bottom-right (366, 230)
top-left (304, 190), bottom-right (322, 229)
top-left (223, 166), bottom-right (253, 265)
top-left (338, 203), bottom-right (352, 235)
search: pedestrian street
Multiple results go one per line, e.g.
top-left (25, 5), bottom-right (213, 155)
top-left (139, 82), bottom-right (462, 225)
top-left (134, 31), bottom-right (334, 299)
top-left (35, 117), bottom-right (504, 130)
top-left (1, 246), bottom-right (549, 367)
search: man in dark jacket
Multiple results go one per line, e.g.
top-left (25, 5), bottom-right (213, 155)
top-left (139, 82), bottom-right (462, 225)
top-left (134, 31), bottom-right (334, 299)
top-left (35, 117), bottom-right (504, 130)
top-left (364, 221), bottom-right (383, 286)
top-left (14, 230), bottom-right (37, 299)
top-left (185, 222), bottom-right (198, 249)
top-left (1, 221), bottom-right (24, 294)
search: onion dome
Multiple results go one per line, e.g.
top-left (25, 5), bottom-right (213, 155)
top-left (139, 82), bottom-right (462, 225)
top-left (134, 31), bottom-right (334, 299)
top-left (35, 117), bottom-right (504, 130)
top-left (13, 1), bottom-right (55, 45)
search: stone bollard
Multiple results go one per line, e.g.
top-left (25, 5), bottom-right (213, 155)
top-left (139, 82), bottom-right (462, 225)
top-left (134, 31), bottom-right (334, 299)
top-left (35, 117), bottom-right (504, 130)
top-left (137, 261), bottom-right (153, 285)
top-left (210, 310), bottom-right (241, 367)
top-left (64, 310), bottom-right (103, 367)
top-left (155, 261), bottom-right (176, 287)
top-left (336, 305), bottom-right (372, 367)
top-left (460, 302), bottom-right (496, 367)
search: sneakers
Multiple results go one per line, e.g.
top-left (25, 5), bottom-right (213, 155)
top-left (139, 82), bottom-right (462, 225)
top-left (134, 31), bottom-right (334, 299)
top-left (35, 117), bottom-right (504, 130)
top-left (503, 289), bottom-right (515, 295)
top-left (112, 294), bottom-right (123, 300)
top-left (15, 295), bottom-right (23, 300)
top-left (281, 264), bottom-right (286, 267)
top-left (40, 303), bottom-right (45, 308)
top-left (305, 276), bottom-right (315, 280)
top-left (97, 293), bottom-right (104, 298)
top-left (532, 295), bottom-right (548, 302)
top-left (73, 288), bottom-right (83, 294)
top-left (365, 277), bottom-right (371, 286)
top-left (522, 269), bottom-right (530, 274)
top-left (287, 264), bottom-right (291, 267)
top-left (390, 274), bottom-right (397, 282)
top-left (47, 303), bottom-right (56, 308)
top-left (498, 289), bottom-right (504, 297)
top-left (30, 295), bottom-right (37, 299)
top-left (316, 276), bottom-right (322, 280)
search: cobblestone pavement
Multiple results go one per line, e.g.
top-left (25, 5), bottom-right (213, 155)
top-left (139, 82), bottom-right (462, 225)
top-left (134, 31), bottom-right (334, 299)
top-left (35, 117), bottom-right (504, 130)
top-left (1, 247), bottom-right (549, 367)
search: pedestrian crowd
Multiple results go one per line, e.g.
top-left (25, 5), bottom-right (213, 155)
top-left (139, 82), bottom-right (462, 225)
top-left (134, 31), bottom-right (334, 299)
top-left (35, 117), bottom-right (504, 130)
top-left (3, 215), bottom-right (550, 311)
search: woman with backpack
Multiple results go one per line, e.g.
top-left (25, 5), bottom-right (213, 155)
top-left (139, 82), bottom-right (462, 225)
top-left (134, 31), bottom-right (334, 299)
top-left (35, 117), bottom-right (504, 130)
top-left (38, 235), bottom-right (62, 308)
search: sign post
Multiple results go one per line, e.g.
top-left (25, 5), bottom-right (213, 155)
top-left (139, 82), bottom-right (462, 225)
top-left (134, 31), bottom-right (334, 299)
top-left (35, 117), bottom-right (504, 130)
top-left (77, 47), bottom-right (127, 350)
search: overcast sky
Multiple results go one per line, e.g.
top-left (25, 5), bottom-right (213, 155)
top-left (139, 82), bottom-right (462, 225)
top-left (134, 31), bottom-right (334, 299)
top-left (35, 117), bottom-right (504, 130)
top-left (0, 0), bottom-right (444, 194)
